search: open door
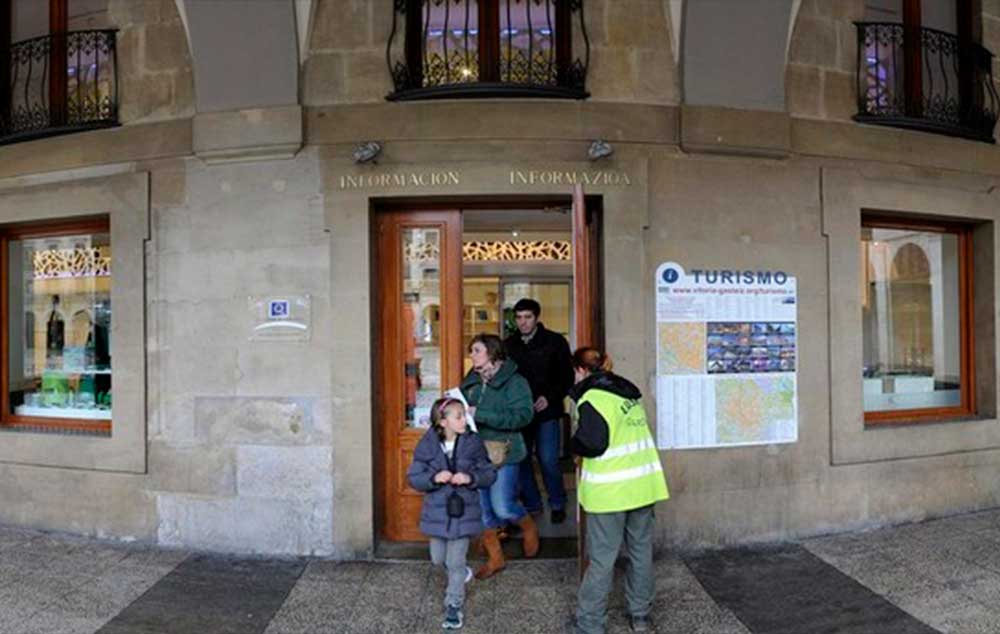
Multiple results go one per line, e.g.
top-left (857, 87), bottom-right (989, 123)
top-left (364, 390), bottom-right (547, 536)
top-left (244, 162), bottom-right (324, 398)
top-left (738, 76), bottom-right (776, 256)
top-left (572, 184), bottom-right (602, 572)
top-left (375, 209), bottom-right (464, 542)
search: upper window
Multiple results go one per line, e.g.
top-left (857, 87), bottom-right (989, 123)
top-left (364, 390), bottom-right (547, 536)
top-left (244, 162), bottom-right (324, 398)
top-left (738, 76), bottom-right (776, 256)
top-left (861, 214), bottom-right (974, 424)
top-left (0, 0), bottom-right (119, 145)
top-left (386, 0), bottom-right (589, 101)
top-left (856, 0), bottom-right (998, 142)
top-left (1, 218), bottom-right (112, 435)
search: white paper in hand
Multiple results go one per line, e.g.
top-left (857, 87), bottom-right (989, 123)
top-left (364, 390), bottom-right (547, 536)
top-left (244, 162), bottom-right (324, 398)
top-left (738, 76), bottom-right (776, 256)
top-left (444, 387), bottom-right (477, 432)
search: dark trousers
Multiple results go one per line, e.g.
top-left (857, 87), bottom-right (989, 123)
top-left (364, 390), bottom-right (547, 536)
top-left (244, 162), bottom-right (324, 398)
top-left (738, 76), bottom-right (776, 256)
top-left (576, 505), bottom-right (655, 634)
top-left (518, 418), bottom-right (568, 512)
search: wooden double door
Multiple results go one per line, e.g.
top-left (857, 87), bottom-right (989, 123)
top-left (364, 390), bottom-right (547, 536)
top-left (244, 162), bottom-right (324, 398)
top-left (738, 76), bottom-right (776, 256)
top-left (374, 189), bottom-right (601, 543)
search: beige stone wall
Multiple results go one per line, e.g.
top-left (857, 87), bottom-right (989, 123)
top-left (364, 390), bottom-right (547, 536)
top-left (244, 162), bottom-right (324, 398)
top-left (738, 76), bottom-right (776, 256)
top-left (984, 1), bottom-right (1000, 98)
top-left (144, 151), bottom-right (336, 555)
top-left (5, 3), bottom-right (1000, 557)
top-left (303, 0), bottom-right (679, 105)
top-left (788, 1), bottom-right (1000, 126)
top-left (786, 0), bottom-right (863, 121)
top-left (108, 0), bottom-right (195, 124)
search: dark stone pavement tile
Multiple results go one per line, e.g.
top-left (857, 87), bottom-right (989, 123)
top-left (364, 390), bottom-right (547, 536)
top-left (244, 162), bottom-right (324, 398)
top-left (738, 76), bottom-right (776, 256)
top-left (96, 554), bottom-right (305, 634)
top-left (687, 545), bottom-right (940, 634)
top-left (172, 553), bottom-right (306, 587)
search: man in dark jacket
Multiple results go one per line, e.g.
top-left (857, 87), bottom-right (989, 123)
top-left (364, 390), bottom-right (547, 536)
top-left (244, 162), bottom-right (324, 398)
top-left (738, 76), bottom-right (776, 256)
top-left (503, 298), bottom-right (573, 524)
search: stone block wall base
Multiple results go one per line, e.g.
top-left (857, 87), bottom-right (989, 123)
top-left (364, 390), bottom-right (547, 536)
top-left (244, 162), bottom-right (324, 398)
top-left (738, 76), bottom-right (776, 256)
top-left (680, 105), bottom-right (792, 158)
top-left (193, 105), bottom-right (303, 165)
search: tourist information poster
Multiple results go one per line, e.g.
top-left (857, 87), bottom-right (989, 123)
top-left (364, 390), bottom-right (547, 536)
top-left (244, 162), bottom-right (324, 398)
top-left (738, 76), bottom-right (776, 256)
top-left (655, 262), bottom-right (798, 449)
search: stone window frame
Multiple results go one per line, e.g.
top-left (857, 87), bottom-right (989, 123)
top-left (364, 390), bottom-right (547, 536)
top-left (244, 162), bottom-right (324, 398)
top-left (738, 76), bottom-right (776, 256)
top-left (823, 167), bottom-right (997, 466)
top-left (0, 172), bottom-right (148, 473)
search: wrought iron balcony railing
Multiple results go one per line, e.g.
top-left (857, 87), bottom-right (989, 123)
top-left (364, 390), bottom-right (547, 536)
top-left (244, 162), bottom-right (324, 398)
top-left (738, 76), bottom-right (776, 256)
top-left (0, 30), bottom-right (119, 145)
top-left (855, 22), bottom-right (999, 143)
top-left (386, 0), bottom-right (589, 101)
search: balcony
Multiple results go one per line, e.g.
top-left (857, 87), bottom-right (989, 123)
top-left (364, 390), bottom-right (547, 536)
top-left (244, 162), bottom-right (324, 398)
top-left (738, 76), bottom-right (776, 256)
top-left (0, 30), bottom-right (119, 146)
top-left (855, 22), bottom-right (999, 143)
top-left (386, 0), bottom-right (589, 101)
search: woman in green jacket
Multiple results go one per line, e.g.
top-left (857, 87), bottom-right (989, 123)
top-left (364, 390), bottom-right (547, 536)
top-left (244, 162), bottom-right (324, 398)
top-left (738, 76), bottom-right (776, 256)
top-left (461, 333), bottom-right (538, 579)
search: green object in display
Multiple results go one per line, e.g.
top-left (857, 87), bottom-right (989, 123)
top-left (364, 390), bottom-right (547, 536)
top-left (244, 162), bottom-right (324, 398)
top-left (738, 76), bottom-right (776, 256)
top-left (41, 371), bottom-right (69, 407)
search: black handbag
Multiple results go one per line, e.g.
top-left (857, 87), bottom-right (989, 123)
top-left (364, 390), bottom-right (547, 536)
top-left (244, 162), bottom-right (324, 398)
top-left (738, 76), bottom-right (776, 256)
top-left (445, 435), bottom-right (465, 518)
top-left (446, 491), bottom-right (465, 518)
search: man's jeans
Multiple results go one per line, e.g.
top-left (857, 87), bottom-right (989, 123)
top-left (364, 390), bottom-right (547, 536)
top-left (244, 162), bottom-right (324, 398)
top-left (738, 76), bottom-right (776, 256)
top-left (576, 505), bottom-right (655, 634)
top-left (480, 463), bottom-right (526, 528)
top-left (518, 418), bottom-right (567, 513)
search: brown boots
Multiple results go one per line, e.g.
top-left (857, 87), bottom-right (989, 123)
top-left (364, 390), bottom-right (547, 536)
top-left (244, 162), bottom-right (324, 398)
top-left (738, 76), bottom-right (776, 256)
top-left (518, 515), bottom-right (540, 558)
top-left (475, 514), bottom-right (541, 580)
top-left (475, 528), bottom-right (506, 579)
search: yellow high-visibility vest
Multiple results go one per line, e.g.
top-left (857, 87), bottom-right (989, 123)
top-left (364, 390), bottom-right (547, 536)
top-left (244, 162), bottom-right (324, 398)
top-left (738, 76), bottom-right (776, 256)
top-left (577, 389), bottom-right (669, 513)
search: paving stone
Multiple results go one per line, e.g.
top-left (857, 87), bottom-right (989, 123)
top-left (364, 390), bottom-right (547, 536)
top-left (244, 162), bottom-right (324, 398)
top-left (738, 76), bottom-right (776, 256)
top-left (3, 519), bottom-right (1000, 634)
top-left (687, 545), bottom-right (940, 634)
top-left (298, 559), bottom-right (372, 585)
top-left (262, 580), bottom-right (357, 634)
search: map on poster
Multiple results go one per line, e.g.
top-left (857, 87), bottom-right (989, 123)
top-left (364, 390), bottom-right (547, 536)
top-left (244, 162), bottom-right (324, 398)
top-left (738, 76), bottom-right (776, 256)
top-left (655, 262), bottom-right (798, 449)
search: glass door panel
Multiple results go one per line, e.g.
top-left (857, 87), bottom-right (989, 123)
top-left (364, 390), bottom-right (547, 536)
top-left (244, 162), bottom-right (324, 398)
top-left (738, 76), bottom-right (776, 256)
top-left (402, 228), bottom-right (443, 429)
top-left (501, 280), bottom-right (571, 341)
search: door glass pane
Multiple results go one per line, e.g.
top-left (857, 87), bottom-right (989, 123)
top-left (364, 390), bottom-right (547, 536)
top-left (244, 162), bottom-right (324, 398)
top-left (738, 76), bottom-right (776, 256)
top-left (502, 281), bottom-right (571, 340)
top-left (9, 232), bottom-right (112, 424)
top-left (861, 227), bottom-right (962, 412)
top-left (402, 228), bottom-right (442, 429)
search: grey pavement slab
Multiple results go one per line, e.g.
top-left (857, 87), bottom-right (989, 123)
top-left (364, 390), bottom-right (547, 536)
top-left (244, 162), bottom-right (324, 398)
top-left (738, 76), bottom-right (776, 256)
top-left (8, 513), bottom-right (1000, 633)
top-left (687, 544), bottom-right (941, 634)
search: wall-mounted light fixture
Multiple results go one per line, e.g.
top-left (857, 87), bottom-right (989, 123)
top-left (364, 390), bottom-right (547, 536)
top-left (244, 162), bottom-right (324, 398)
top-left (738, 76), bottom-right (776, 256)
top-left (587, 139), bottom-right (613, 161)
top-left (353, 141), bottom-right (383, 164)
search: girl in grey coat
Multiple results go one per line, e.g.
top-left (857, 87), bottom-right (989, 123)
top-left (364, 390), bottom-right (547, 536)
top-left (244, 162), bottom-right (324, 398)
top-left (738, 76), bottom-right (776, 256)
top-left (408, 397), bottom-right (496, 629)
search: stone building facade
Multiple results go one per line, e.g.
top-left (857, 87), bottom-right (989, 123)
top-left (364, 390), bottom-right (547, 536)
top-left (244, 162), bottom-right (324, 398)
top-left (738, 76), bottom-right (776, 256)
top-left (0, 0), bottom-right (999, 558)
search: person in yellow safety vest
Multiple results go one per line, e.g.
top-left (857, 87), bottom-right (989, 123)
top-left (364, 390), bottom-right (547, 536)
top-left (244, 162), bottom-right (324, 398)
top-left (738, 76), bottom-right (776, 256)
top-left (569, 347), bottom-right (669, 634)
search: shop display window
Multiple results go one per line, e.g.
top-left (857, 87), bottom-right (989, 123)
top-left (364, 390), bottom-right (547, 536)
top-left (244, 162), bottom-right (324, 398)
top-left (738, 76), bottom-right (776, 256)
top-left (861, 214), bottom-right (975, 423)
top-left (1, 218), bottom-right (111, 434)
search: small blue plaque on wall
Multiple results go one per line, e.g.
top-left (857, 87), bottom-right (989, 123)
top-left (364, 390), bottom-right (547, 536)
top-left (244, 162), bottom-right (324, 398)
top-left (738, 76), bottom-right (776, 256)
top-left (267, 299), bottom-right (290, 319)
top-left (249, 295), bottom-right (311, 341)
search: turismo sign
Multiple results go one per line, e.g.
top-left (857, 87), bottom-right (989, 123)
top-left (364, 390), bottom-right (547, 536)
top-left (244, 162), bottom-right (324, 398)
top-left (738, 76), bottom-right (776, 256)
top-left (654, 262), bottom-right (798, 450)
